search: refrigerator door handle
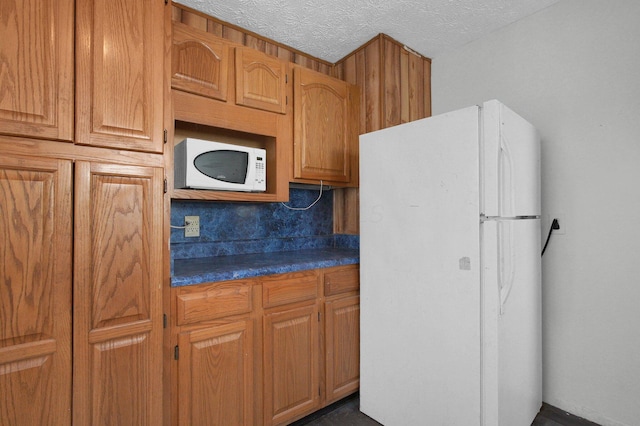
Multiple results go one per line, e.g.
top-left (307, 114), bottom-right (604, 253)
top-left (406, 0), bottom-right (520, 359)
top-left (498, 220), bottom-right (516, 314)
top-left (499, 136), bottom-right (515, 217)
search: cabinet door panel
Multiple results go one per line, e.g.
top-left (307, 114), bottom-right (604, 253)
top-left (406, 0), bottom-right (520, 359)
top-left (73, 161), bottom-right (163, 425)
top-left (0, 0), bottom-right (74, 141)
top-left (172, 22), bottom-right (230, 101)
top-left (325, 295), bottom-right (360, 403)
top-left (264, 304), bottom-right (320, 425)
top-left (76, 0), bottom-right (164, 152)
top-left (0, 155), bottom-right (72, 425)
top-left (236, 47), bottom-right (287, 114)
top-left (178, 321), bottom-right (254, 426)
top-left (293, 67), bottom-right (358, 184)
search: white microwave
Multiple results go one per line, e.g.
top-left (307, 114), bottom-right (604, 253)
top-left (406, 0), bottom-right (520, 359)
top-left (174, 138), bottom-right (266, 192)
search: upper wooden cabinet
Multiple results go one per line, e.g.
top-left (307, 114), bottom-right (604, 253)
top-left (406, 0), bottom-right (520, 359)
top-left (171, 23), bottom-right (288, 115)
top-left (0, 0), bottom-right (74, 142)
top-left (75, 0), bottom-right (165, 153)
top-left (293, 66), bottom-right (359, 186)
top-left (172, 22), bottom-right (230, 102)
top-left (0, 155), bottom-right (73, 425)
top-left (235, 47), bottom-right (288, 114)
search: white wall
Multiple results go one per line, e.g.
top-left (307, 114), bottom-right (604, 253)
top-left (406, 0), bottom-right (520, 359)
top-left (431, 1), bottom-right (640, 425)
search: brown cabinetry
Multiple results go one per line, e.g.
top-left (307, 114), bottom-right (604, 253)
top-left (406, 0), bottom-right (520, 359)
top-left (0, 0), bottom-right (74, 142)
top-left (169, 23), bottom-right (291, 203)
top-left (262, 271), bottom-right (321, 425)
top-left (322, 265), bottom-right (361, 404)
top-left (171, 23), bottom-right (287, 115)
top-left (0, 155), bottom-right (73, 425)
top-left (171, 279), bottom-right (257, 426)
top-left (73, 162), bottom-right (164, 425)
top-left (0, 155), bottom-right (165, 426)
top-left (1, 0), bottom-right (167, 423)
top-left (236, 47), bottom-right (288, 114)
top-left (293, 66), bottom-right (359, 186)
top-left (177, 320), bottom-right (254, 426)
top-left (169, 265), bottom-right (359, 426)
top-left (76, 0), bottom-right (165, 153)
top-left (171, 22), bottom-right (230, 102)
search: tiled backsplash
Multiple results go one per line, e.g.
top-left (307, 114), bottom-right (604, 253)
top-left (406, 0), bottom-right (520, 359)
top-left (171, 189), bottom-right (358, 261)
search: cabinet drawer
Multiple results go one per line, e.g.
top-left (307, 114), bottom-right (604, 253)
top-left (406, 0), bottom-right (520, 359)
top-left (323, 265), bottom-right (360, 297)
top-left (262, 271), bottom-right (319, 309)
top-left (176, 280), bottom-right (254, 325)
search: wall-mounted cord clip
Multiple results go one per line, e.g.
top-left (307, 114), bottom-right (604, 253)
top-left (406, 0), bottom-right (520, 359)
top-left (541, 218), bottom-right (560, 256)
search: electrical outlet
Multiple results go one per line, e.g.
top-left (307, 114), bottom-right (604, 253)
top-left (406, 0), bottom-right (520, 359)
top-left (184, 216), bottom-right (200, 237)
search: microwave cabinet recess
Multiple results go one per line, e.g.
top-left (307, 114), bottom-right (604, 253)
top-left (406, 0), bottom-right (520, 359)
top-left (169, 264), bottom-right (360, 426)
top-left (171, 91), bottom-right (290, 202)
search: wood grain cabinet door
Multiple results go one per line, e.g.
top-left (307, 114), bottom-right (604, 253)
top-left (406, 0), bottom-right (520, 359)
top-left (73, 161), bottom-right (163, 425)
top-left (0, 0), bottom-right (74, 141)
top-left (76, 0), bottom-right (165, 153)
top-left (264, 304), bottom-right (320, 426)
top-left (171, 22), bottom-right (230, 102)
top-left (324, 295), bottom-right (360, 404)
top-left (0, 155), bottom-right (73, 425)
top-left (177, 321), bottom-right (254, 426)
top-left (235, 47), bottom-right (287, 114)
top-left (293, 66), bottom-right (359, 184)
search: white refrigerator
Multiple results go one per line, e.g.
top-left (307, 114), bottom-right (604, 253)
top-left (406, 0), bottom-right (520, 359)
top-left (359, 100), bottom-right (542, 425)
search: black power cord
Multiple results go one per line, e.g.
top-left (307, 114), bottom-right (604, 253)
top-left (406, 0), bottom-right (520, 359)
top-left (541, 218), bottom-right (560, 256)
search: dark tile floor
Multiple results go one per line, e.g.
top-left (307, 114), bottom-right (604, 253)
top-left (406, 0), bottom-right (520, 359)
top-left (291, 393), bottom-right (601, 426)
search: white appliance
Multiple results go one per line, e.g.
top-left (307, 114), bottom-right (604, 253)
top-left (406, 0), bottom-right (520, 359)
top-left (359, 100), bottom-right (542, 425)
top-left (174, 138), bottom-right (266, 192)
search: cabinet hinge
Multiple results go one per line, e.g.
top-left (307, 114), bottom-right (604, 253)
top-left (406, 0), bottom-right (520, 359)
top-left (163, 178), bottom-right (168, 194)
top-left (286, 95), bottom-right (288, 106)
top-left (174, 345), bottom-right (179, 360)
top-left (318, 312), bottom-right (320, 322)
top-left (163, 128), bottom-right (168, 144)
top-left (286, 74), bottom-right (288, 84)
top-left (163, 313), bottom-right (167, 329)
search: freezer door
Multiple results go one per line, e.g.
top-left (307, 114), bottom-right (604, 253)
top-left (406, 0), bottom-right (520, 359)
top-left (482, 100), bottom-right (540, 218)
top-left (481, 219), bottom-right (542, 426)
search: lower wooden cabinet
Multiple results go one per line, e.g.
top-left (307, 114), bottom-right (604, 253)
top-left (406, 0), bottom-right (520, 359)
top-left (0, 154), bottom-right (164, 425)
top-left (324, 295), bottom-right (360, 404)
top-left (73, 161), bottom-right (164, 425)
top-left (264, 304), bottom-right (320, 425)
top-left (170, 264), bottom-right (360, 426)
top-left (0, 155), bottom-right (73, 426)
top-left (178, 320), bottom-right (254, 426)
top-left (323, 265), bottom-right (361, 404)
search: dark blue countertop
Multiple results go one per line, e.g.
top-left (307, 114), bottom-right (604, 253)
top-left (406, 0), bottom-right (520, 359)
top-left (171, 248), bottom-right (360, 287)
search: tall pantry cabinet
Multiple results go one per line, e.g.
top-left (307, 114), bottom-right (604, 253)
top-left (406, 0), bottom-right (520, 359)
top-left (0, 0), bottom-right (167, 425)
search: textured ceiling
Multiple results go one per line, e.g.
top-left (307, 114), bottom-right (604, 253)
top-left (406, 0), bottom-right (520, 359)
top-left (175, 0), bottom-right (561, 62)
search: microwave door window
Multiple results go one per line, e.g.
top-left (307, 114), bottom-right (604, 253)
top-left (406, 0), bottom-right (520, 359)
top-left (194, 150), bottom-right (249, 184)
